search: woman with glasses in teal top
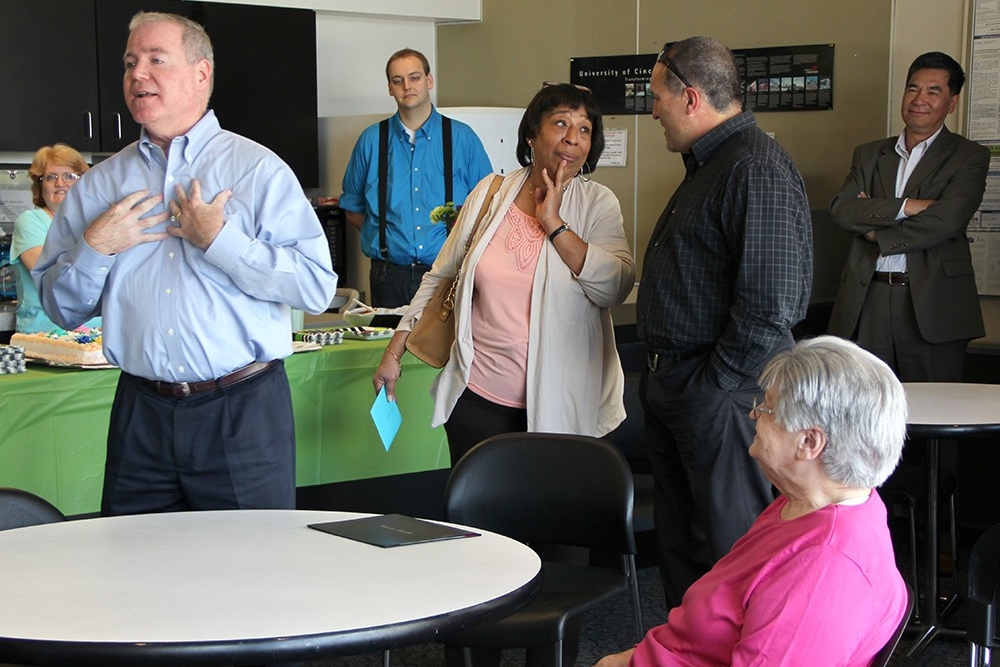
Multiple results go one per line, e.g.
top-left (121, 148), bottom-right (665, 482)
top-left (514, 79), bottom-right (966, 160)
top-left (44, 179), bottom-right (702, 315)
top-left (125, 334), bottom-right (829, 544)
top-left (10, 144), bottom-right (102, 334)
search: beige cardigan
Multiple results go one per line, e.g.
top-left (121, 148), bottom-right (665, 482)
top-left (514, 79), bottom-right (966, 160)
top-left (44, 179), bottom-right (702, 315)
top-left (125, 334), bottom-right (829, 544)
top-left (398, 167), bottom-right (635, 436)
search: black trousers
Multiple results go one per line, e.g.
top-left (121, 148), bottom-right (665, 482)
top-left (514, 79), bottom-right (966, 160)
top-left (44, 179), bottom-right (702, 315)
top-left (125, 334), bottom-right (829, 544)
top-left (856, 280), bottom-right (968, 382)
top-left (856, 280), bottom-right (965, 507)
top-left (640, 351), bottom-right (776, 609)
top-left (443, 388), bottom-right (528, 467)
top-left (102, 361), bottom-right (296, 516)
top-left (369, 259), bottom-right (432, 308)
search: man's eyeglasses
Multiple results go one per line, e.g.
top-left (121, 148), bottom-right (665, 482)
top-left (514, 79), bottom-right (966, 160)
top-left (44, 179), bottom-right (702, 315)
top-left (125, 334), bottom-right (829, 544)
top-left (658, 52), bottom-right (693, 89)
top-left (542, 80), bottom-right (593, 94)
top-left (41, 173), bottom-right (81, 184)
top-left (750, 396), bottom-right (775, 420)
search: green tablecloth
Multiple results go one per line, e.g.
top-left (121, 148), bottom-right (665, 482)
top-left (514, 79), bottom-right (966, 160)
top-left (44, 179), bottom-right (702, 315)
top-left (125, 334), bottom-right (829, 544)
top-left (0, 341), bottom-right (449, 516)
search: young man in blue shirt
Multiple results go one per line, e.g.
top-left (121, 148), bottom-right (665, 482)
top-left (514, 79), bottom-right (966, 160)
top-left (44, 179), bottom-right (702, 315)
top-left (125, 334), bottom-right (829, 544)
top-left (341, 48), bottom-right (492, 307)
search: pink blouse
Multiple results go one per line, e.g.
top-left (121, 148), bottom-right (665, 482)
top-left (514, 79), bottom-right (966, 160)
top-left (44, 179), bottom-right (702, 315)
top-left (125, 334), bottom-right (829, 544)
top-left (630, 492), bottom-right (908, 667)
top-left (467, 204), bottom-right (544, 408)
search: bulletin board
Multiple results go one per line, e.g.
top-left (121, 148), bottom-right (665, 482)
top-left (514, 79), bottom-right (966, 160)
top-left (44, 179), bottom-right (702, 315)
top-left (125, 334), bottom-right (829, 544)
top-left (0, 167), bottom-right (33, 237)
top-left (966, 0), bottom-right (1000, 295)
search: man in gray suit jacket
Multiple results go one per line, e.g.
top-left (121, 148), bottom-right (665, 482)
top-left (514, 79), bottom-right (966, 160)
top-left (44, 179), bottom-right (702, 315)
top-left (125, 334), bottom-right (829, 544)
top-left (828, 51), bottom-right (989, 381)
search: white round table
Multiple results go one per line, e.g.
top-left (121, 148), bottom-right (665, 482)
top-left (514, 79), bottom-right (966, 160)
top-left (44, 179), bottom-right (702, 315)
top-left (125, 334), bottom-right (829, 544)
top-left (902, 383), bottom-right (1000, 657)
top-left (0, 509), bottom-right (541, 666)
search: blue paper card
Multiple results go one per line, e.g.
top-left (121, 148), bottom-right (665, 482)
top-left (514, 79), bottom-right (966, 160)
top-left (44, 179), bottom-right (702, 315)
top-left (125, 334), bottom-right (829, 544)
top-left (370, 386), bottom-right (402, 451)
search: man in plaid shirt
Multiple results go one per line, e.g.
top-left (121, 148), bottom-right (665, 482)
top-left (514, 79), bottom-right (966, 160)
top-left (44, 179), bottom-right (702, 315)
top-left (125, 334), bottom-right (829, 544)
top-left (637, 36), bottom-right (813, 608)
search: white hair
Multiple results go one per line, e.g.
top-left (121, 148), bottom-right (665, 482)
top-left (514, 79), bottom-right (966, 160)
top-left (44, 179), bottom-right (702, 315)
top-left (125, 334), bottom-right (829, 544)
top-left (758, 336), bottom-right (906, 488)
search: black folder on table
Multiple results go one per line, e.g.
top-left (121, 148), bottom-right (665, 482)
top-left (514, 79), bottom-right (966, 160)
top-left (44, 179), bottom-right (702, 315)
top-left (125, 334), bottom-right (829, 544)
top-left (308, 513), bottom-right (480, 548)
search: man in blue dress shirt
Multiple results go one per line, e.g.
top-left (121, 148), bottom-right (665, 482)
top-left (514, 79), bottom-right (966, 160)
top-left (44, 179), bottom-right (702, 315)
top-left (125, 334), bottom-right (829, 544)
top-left (341, 48), bottom-right (492, 307)
top-left (34, 12), bottom-right (338, 516)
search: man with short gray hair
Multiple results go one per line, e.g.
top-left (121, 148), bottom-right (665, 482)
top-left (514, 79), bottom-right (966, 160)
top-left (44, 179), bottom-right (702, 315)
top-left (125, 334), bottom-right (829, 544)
top-left (637, 36), bottom-right (813, 608)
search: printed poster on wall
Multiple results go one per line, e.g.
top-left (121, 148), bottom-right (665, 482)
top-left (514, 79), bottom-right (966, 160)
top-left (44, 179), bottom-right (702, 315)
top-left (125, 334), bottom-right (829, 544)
top-left (734, 44), bottom-right (834, 112)
top-left (570, 44), bottom-right (834, 116)
top-left (570, 54), bottom-right (658, 115)
top-left (967, 0), bottom-right (1000, 295)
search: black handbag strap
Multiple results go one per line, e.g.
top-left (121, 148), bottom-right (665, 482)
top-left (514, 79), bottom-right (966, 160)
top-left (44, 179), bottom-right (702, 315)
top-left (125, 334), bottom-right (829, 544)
top-left (377, 115), bottom-right (454, 260)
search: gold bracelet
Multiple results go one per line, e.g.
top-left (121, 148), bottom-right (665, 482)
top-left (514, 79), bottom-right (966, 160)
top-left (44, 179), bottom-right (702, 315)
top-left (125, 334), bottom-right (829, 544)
top-left (387, 349), bottom-right (402, 365)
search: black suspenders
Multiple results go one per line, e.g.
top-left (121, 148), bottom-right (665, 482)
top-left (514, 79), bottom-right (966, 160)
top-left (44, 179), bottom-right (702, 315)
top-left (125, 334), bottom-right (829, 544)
top-left (377, 116), bottom-right (453, 261)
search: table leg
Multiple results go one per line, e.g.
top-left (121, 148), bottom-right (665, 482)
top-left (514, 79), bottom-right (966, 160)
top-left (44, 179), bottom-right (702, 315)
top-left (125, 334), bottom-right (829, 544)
top-left (905, 437), bottom-right (940, 657)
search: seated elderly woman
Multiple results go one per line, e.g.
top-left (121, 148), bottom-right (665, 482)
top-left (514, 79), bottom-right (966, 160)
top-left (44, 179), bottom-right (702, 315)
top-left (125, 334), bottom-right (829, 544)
top-left (596, 335), bottom-right (909, 667)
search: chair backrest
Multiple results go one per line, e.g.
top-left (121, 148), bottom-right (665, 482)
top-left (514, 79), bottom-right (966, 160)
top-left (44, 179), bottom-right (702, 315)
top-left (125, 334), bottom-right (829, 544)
top-left (869, 581), bottom-right (914, 667)
top-left (444, 433), bottom-right (636, 554)
top-left (0, 487), bottom-right (66, 531)
top-left (968, 522), bottom-right (1000, 650)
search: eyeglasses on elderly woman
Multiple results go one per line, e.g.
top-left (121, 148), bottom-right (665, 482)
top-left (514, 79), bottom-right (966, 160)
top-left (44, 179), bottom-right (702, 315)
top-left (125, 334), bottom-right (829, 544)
top-left (750, 396), bottom-right (775, 420)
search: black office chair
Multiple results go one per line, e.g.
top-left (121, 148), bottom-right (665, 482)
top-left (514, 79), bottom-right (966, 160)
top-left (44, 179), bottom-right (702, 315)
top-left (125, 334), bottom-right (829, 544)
top-left (968, 523), bottom-right (1000, 666)
top-left (870, 582), bottom-right (914, 667)
top-left (442, 433), bottom-right (644, 667)
top-left (0, 487), bottom-right (65, 531)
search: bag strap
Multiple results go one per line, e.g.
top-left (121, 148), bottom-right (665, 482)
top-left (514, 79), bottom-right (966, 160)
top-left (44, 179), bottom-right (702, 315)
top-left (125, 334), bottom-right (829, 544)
top-left (441, 174), bottom-right (503, 313)
top-left (462, 174), bottom-right (503, 256)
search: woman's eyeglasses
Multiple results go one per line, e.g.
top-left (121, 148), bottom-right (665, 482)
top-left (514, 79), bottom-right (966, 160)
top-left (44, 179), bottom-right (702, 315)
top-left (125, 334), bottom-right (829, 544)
top-left (541, 80), bottom-right (593, 94)
top-left (750, 396), bottom-right (775, 420)
top-left (658, 53), bottom-right (693, 89)
top-left (41, 173), bottom-right (81, 184)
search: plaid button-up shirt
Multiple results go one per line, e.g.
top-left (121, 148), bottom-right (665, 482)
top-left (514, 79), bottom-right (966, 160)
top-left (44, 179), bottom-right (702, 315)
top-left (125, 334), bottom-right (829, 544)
top-left (637, 111), bottom-right (813, 390)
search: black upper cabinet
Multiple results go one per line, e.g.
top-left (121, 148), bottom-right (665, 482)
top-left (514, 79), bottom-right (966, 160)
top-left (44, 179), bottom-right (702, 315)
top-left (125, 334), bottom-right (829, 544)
top-left (94, 0), bottom-right (191, 154)
top-left (0, 1), bottom-right (102, 152)
top-left (195, 3), bottom-right (319, 189)
top-left (0, 1), bottom-right (319, 188)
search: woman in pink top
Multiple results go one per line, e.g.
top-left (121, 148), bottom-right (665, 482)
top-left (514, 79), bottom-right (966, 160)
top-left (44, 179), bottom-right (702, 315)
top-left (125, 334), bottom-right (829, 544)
top-left (374, 84), bottom-right (635, 466)
top-left (595, 336), bottom-right (909, 667)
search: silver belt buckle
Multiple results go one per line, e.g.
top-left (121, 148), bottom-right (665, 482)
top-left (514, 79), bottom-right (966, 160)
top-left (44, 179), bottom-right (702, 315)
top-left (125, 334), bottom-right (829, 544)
top-left (888, 272), bottom-right (904, 286)
top-left (647, 352), bottom-right (659, 373)
top-left (178, 381), bottom-right (191, 397)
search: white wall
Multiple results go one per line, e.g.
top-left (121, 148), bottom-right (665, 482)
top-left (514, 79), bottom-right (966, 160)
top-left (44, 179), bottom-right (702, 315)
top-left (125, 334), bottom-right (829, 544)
top-left (317, 15), bottom-right (437, 117)
top-left (889, 0), bottom-right (969, 136)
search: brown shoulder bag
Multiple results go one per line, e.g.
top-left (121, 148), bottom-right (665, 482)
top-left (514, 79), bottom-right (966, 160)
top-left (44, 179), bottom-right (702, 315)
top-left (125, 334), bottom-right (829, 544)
top-left (405, 175), bottom-right (504, 368)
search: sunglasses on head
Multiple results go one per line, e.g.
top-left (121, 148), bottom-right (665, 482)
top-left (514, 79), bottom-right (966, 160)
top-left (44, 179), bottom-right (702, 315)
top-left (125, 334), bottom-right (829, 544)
top-left (541, 80), bottom-right (593, 94)
top-left (657, 52), bottom-right (693, 89)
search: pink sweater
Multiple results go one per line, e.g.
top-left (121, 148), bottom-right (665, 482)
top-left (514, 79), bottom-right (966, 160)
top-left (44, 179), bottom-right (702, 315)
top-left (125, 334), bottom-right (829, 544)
top-left (631, 492), bottom-right (907, 667)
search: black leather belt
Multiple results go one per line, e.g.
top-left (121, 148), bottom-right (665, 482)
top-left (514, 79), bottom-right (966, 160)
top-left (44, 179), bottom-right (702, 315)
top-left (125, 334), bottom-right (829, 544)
top-left (872, 271), bottom-right (909, 286)
top-left (141, 360), bottom-right (278, 398)
top-left (647, 346), bottom-right (713, 373)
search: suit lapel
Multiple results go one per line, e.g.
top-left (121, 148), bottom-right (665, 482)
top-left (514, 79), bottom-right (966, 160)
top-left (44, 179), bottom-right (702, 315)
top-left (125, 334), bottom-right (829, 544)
top-left (874, 140), bottom-right (899, 197)
top-left (903, 127), bottom-right (955, 197)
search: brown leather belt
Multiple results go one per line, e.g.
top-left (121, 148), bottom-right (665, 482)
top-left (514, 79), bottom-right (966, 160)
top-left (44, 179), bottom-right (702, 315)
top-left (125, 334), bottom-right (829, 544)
top-left (141, 360), bottom-right (278, 398)
top-left (872, 271), bottom-right (909, 286)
